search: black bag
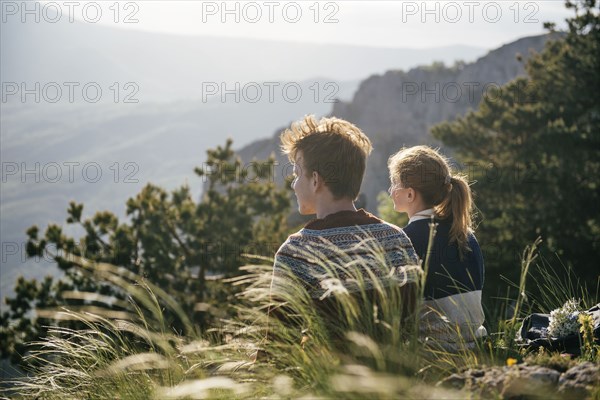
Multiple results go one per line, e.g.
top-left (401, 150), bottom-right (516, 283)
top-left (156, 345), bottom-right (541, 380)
top-left (516, 303), bottom-right (600, 354)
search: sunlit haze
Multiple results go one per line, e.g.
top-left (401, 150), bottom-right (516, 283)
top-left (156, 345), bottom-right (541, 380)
top-left (37, 0), bottom-right (572, 49)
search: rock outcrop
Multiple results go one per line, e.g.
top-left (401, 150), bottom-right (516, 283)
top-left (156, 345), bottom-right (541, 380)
top-left (236, 33), bottom-right (565, 210)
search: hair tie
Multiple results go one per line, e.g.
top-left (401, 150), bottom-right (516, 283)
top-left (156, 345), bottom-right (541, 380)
top-left (445, 175), bottom-right (451, 185)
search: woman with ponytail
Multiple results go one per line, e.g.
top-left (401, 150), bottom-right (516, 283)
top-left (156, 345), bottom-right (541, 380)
top-left (388, 146), bottom-right (486, 351)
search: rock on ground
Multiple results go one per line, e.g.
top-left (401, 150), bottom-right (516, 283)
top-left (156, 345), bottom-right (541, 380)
top-left (438, 362), bottom-right (599, 399)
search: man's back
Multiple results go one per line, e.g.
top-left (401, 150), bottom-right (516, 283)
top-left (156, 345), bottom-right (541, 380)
top-left (273, 209), bottom-right (420, 299)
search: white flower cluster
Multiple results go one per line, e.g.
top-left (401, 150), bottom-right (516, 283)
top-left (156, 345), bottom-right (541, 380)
top-left (547, 298), bottom-right (582, 338)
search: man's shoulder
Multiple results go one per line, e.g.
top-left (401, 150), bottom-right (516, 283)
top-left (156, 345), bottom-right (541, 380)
top-left (364, 219), bottom-right (412, 240)
top-left (374, 219), bottom-right (404, 233)
top-left (275, 228), bottom-right (320, 256)
top-left (275, 230), bottom-right (303, 253)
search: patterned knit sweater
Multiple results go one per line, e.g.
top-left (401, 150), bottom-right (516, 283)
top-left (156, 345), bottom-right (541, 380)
top-left (272, 209), bottom-right (421, 299)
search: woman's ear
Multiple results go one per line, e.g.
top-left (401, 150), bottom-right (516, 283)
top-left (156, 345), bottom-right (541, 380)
top-left (407, 188), bottom-right (415, 203)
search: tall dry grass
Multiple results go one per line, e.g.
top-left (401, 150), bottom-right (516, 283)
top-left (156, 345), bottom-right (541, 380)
top-left (3, 233), bottom-right (597, 399)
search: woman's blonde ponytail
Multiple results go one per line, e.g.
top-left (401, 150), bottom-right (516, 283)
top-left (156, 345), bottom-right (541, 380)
top-left (435, 174), bottom-right (472, 257)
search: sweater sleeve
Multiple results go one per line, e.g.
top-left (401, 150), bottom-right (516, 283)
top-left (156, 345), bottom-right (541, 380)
top-left (271, 236), bottom-right (319, 297)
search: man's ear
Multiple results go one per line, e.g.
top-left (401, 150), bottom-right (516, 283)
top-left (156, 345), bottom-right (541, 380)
top-left (312, 171), bottom-right (322, 191)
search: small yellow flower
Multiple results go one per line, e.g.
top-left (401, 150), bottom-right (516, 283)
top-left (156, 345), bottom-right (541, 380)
top-left (506, 357), bottom-right (518, 367)
top-left (579, 313), bottom-right (592, 333)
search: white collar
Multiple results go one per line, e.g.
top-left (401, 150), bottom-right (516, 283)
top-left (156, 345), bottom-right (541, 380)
top-left (407, 208), bottom-right (435, 225)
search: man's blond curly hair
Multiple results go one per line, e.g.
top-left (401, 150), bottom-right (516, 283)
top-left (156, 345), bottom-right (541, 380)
top-left (281, 115), bottom-right (373, 200)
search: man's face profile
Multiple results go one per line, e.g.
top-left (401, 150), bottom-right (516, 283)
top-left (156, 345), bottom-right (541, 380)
top-left (292, 152), bottom-right (317, 215)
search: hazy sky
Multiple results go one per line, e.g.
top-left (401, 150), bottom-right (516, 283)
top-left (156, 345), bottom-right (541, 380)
top-left (36, 0), bottom-right (573, 49)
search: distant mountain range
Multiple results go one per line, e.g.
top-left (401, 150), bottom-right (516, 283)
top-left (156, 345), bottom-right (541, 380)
top-left (2, 17), bottom-right (486, 102)
top-left (235, 33), bottom-right (564, 211)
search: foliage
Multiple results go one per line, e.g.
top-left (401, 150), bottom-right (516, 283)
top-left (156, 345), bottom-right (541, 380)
top-left (523, 347), bottom-right (578, 372)
top-left (431, 0), bottom-right (600, 293)
top-left (526, 255), bottom-right (599, 312)
top-left (3, 233), bottom-right (598, 399)
top-left (0, 139), bottom-right (291, 366)
top-left (579, 312), bottom-right (600, 362)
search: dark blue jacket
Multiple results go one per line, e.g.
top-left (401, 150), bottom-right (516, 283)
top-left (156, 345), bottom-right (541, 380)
top-left (403, 218), bottom-right (484, 300)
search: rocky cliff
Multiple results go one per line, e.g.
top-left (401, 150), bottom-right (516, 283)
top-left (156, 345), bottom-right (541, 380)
top-left (236, 33), bottom-right (564, 211)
